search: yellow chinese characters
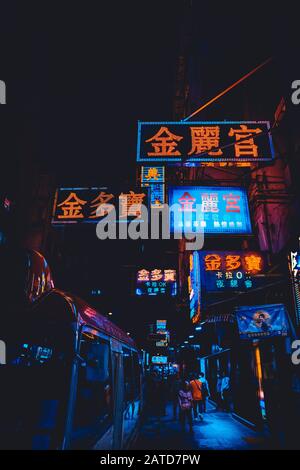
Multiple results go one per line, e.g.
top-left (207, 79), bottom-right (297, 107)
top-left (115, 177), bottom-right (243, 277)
top-left (137, 269), bottom-right (150, 282)
top-left (137, 269), bottom-right (176, 282)
top-left (225, 255), bottom-right (241, 270)
top-left (119, 191), bottom-right (146, 218)
top-left (228, 125), bottom-right (262, 158)
top-left (204, 254), bottom-right (222, 271)
top-left (151, 269), bottom-right (164, 281)
top-left (57, 192), bottom-right (87, 219)
top-left (89, 191), bottom-right (114, 218)
top-left (188, 126), bottom-right (223, 156)
top-left (164, 269), bottom-right (176, 282)
top-left (144, 167), bottom-right (160, 181)
top-left (146, 126), bottom-right (183, 156)
top-left (244, 254), bottom-right (262, 273)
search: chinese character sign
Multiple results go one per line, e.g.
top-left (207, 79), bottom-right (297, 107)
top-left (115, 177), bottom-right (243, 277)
top-left (152, 356), bottom-right (168, 364)
top-left (156, 319), bottom-right (167, 331)
top-left (200, 251), bottom-right (265, 292)
top-left (236, 304), bottom-right (289, 339)
top-left (52, 187), bottom-right (148, 224)
top-left (136, 269), bottom-right (177, 296)
top-left (189, 251), bottom-right (201, 323)
top-left (141, 166), bottom-right (165, 208)
top-left (141, 166), bottom-right (165, 183)
top-left (168, 186), bottom-right (252, 234)
top-left (137, 121), bottom-right (274, 164)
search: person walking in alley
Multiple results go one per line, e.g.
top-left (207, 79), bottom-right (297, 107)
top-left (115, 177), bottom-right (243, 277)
top-left (216, 373), bottom-right (223, 410)
top-left (199, 372), bottom-right (210, 413)
top-left (221, 373), bottom-right (231, 412)
top-left (170, 375), bottom-right (181, 420)
top-left (190, 374), bottom-right (203, 421)
top-left (178, 380), bottom-right (193, 433)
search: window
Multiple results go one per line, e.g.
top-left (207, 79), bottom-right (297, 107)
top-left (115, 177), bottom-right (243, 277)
top-left (123, 348), bottom-right (134, 406)
top-left (132, 352), bottom-right (141, 399)
top-left (70, 331), bottom-right (112, 449)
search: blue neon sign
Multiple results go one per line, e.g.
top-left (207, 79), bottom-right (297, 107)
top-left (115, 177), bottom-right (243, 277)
top-left (168, 186), bottom-right (252, 235)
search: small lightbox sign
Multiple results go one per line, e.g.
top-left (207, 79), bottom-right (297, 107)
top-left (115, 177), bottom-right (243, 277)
top-left (136, 269), bottom-right (177, 296)
top-left (152, 356), bottom-right (168, 365)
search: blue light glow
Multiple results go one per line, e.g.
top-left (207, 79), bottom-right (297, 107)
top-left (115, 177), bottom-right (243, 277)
top-left (169, 186), bottom-right (252, 235)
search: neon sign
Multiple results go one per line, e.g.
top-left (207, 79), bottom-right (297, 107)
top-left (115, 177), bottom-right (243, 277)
top-left (141, 166), bottom-right (165, 208)
top-left (189, 251), bottom-right (201, 323)
top-left (168, 186), bottom-right (252, 235)
top-left (137, 121), bottom-right (274, 165)
top-left (136, 269), bottom-right (177, 296)
top-left (52, 187), bottom-right (148, 224)
top-left (200, 251), bottom-right (266, 292)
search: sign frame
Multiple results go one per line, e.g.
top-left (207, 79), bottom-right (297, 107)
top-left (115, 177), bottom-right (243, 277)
top-left (137, 120), bottom-right (275, 164)
top-left (168, 186), bottom-right (252, 236)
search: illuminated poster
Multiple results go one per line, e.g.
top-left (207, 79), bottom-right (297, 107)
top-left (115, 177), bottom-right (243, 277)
top-left (136, 269), bottom-right (177, 296)
top-left (52, 187), bottom-right (148, 224)
top-left (236, 304), bottom-right (289, 339)
top-left (137, 121), bottom-right (274, 165)
top-left (200, 251), bottom-right (265, 292)
top-left (188, 251), bottom-right (201, 324)
top-left (156, 319), bottom-right (167, 330)
top-left (168, 186), bottom-right (252, 234)
top-left (290, 251), bottom-right (300, 326)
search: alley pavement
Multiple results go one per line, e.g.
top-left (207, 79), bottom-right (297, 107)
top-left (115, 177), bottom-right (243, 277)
top-left (135, 402), bottom-right (272, 450)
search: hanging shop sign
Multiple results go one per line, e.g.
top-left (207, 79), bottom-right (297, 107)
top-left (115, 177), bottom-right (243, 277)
top-left (156, 330), bottom-right (170, 348)
top-left (188, 251), bottom-right (202, 324)
top-left (52, 187), bottom-right (148, 224)
top-left (200, 251), bottom-right (266, 292)
top-left (168, 186), bottom-right (252, 235)
top-left (152, 356), bottom-right (168, 365)
top-left (290, 250), bottom-right (300, 326)
top-left (156, 319), bottom-right (167, 330)
top-left (141, 166), bottom-right (165, 209)
top-left (136, 268), bottom-right (177, 296)
top-left (137, 121), bottom-right (274, 165)
top-left (235, 303), bottom-right (289, 339)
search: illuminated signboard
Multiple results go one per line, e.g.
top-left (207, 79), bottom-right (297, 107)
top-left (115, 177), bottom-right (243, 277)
top-left (200, 251), bottom-right (266, 292)
top-left (156, 319), bottom-right (167, 330)
top-left (141, 166), bottom-right (165, 208)
top-left (156, 330), bottom-right (170, 348)
top-left (188, 251), bottom-right (201, 324)
top-left (52, 187), bottom-right (148, 224)
top-left (290, 251), bottom-right (300, 325)
top-left (152, 356), bottom-right (168, 364)
top-left (136, 269), bottom-right (177, 296)
top-left (236, 303), bottom-right (289, 339)
top-left (168, 186), bottom-right (252, 235)
top-left (137, 121), bottom-right (274, 165)
top-left (141, 166), bottom-right (165, 183)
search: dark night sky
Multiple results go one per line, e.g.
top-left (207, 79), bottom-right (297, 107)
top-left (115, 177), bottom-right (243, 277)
top-left (1, 2), bottom-right (300, 344)
top-left (1, 2), bottom-right (181, 186)
top-left (2, 2), bottom-right (299, 187)
top-left (1, 2), bottom-right (299, 185)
